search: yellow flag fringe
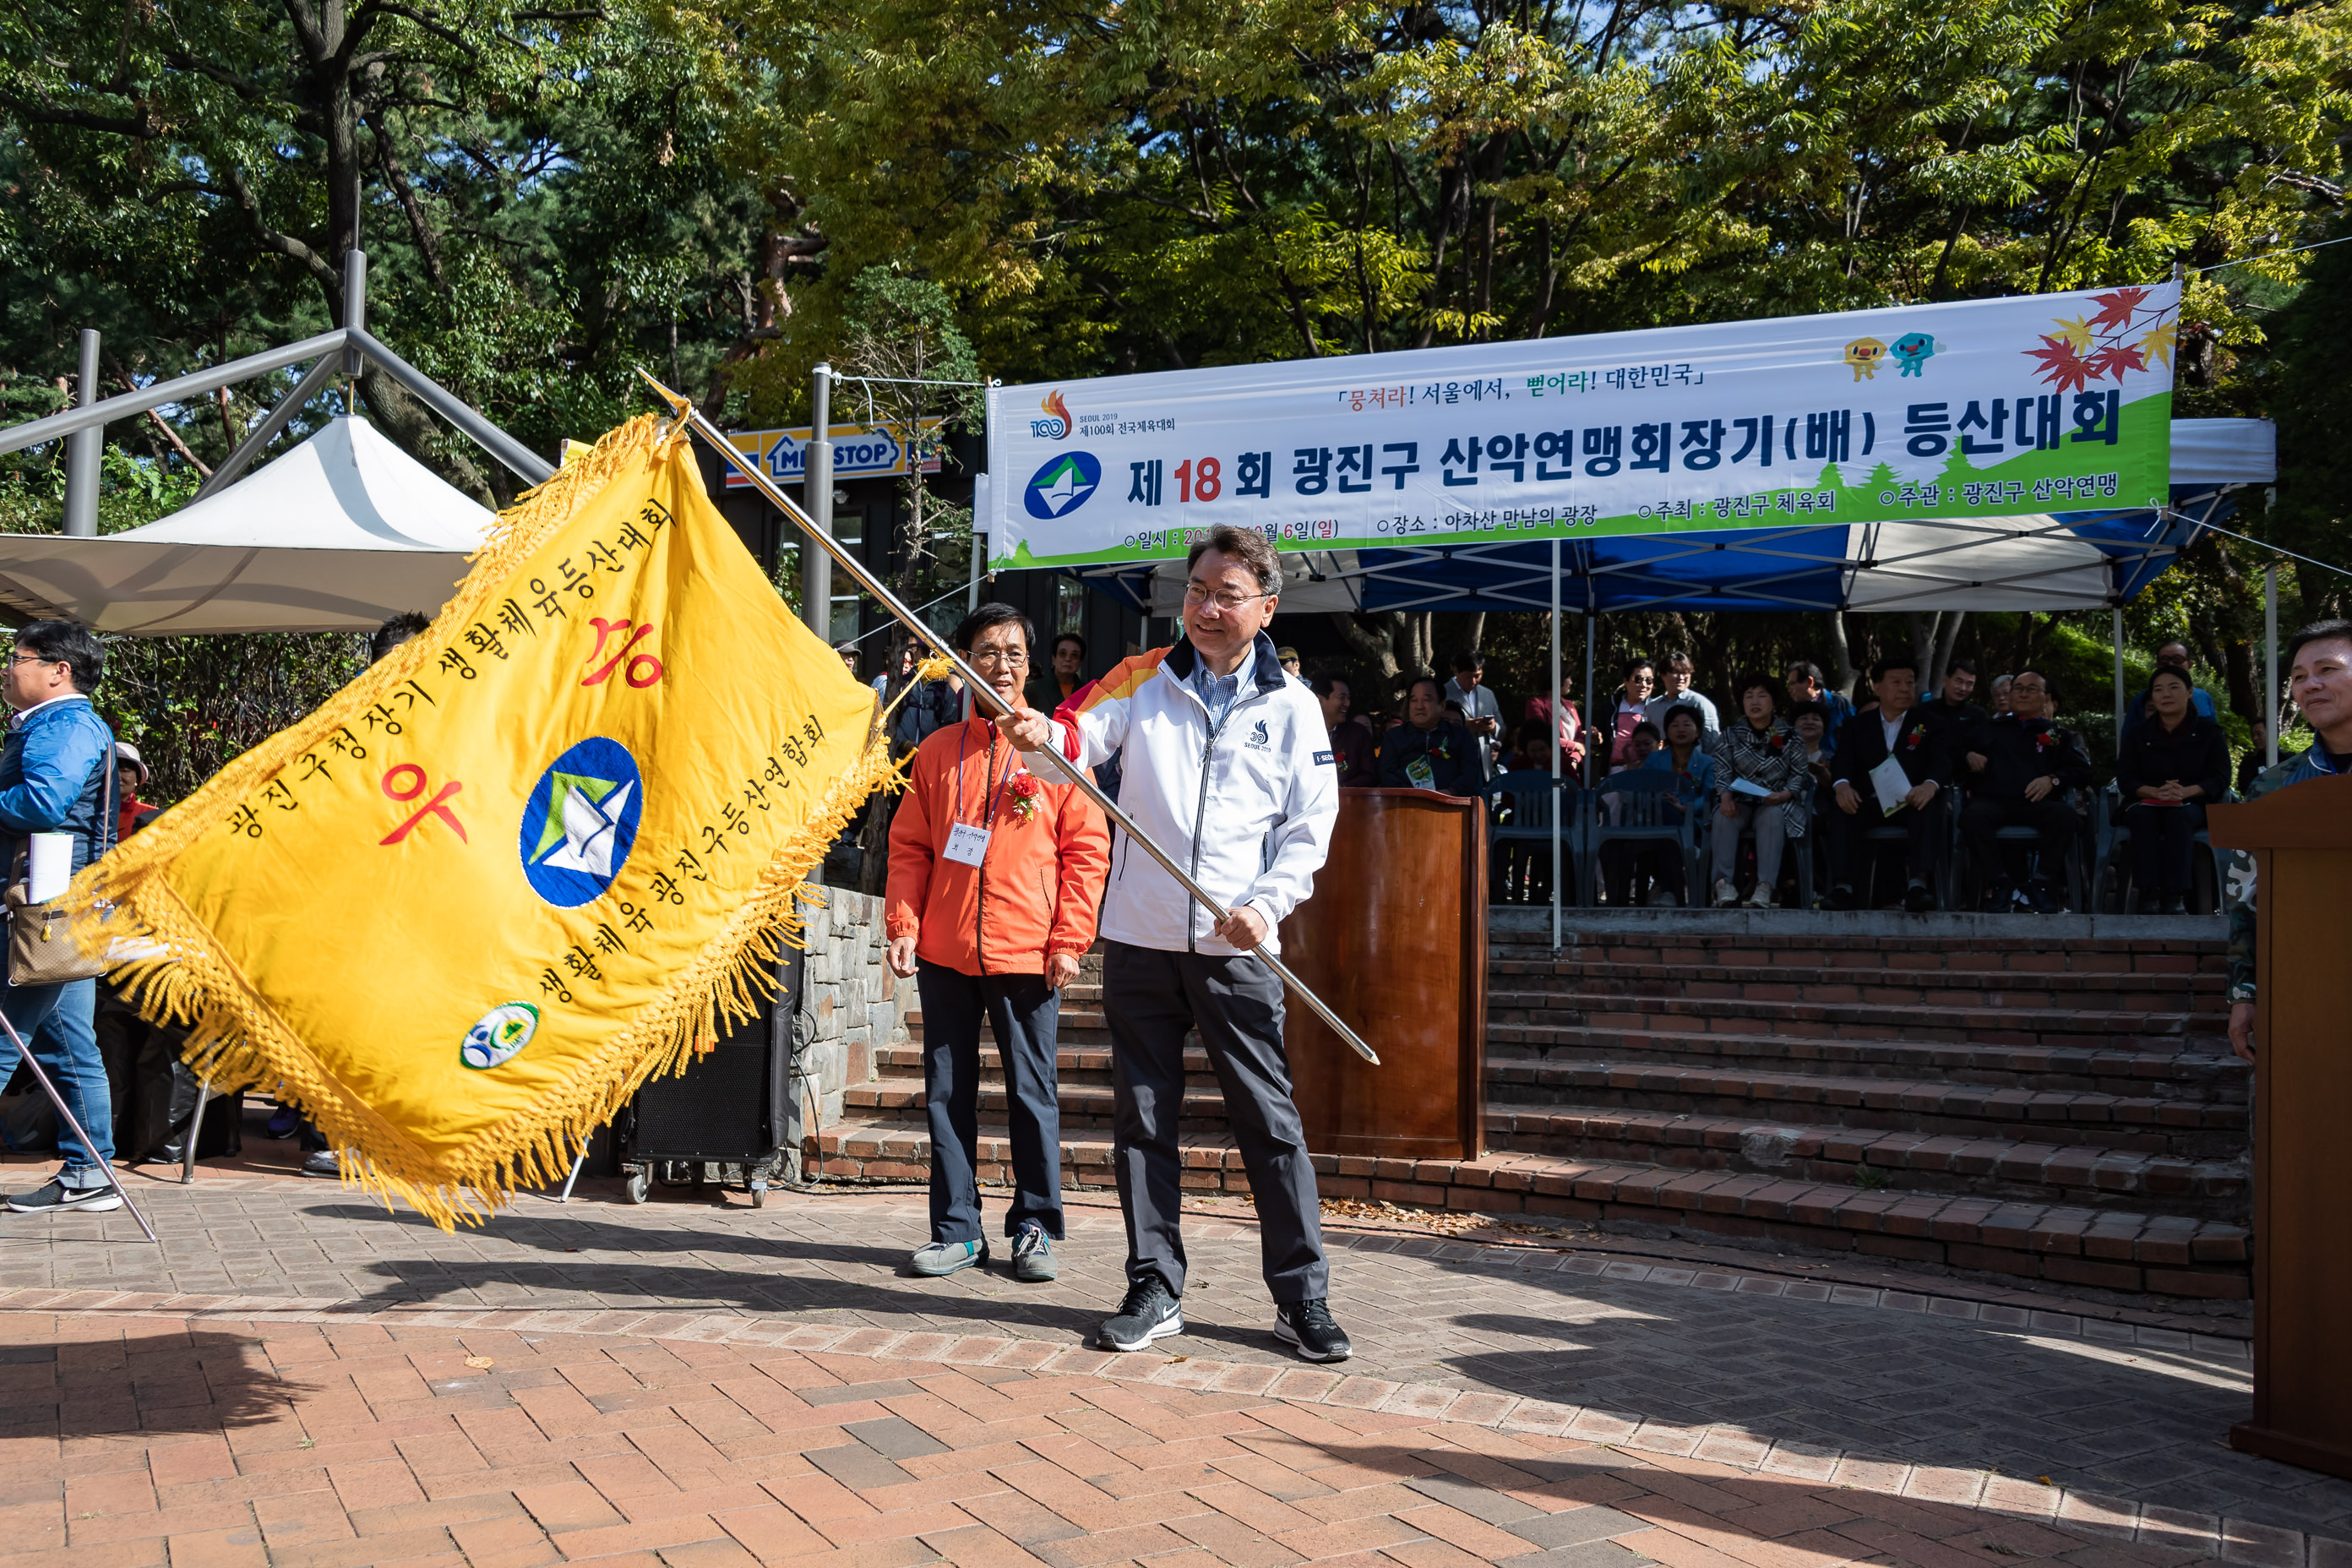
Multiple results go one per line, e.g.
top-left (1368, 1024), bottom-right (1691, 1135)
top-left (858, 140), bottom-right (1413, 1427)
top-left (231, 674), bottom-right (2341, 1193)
top-left (68, 416), bottom-right (911, 1229)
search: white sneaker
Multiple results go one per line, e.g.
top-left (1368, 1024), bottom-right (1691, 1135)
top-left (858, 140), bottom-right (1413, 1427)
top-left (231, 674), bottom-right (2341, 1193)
top-left (1712, 879), bottom-right (1740, 907)
top-left (1745, 883), bottom-right (1775, 909)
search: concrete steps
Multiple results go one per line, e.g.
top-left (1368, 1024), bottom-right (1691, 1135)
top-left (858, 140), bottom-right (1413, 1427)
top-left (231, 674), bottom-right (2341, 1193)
top-left (814, 922), bottom-right (2249, 1300)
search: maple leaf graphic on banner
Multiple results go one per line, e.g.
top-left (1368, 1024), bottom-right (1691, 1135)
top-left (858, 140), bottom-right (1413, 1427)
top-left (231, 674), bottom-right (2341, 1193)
top-left (2088, 342), bottom-right (2148, 380)
top-left (2025, 334), bottom-right (2096, 394)
top-left (2050, 315), bottom-right (2096, 351)
top-left (2087, 287), bottom-right (2150, 335)
top-left (2138, 321), bottom-right (2178, 370)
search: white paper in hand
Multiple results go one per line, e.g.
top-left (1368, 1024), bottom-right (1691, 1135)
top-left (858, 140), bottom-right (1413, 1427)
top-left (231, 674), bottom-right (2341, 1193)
top-left (1867, 756), bottom-right (1912, 815)
top-left (25, 832), bottom-right (72, 903)
top-left (1728, 776), bottom-right (1775, 800)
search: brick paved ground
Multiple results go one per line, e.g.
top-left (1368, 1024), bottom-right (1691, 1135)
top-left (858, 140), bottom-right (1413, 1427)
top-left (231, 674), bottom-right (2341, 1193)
top-left (1, 1157), bottom-right (2347, 1568)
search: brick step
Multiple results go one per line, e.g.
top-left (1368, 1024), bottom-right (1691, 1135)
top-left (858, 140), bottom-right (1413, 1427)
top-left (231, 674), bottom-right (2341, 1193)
top-left (1481, 1105), bottom-right (2246, 1215)
top-left (873, 1040), bottom-right (2242, 1139)
top-left (1493, 937), bottom-right (2228, 977)
top-left (1484, 961), bottom-right (2229, 1011)
top-left (1487, 991), bottom-right (2225, 1052)
top-left (836, 1072), bottom-right (2246, 1215)
top-left (1487, 1024), bottom-right (2244, 1097)
top-left (1483, 1064), bottom-right (2243, 1157)
top-left (808, 1114), bottom-right (2249, 1301)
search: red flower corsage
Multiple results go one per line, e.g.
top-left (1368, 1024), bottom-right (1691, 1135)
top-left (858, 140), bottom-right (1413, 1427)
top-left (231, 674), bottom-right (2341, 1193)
top-left (1767, 732), bottom-right (1787, 753)
top-left (1004, 771), bottom-right (1045, 825)
top-left (2033, 732), bottom-right (2055, 753)
top-left (1904, 729), bottom-right (1924, 750)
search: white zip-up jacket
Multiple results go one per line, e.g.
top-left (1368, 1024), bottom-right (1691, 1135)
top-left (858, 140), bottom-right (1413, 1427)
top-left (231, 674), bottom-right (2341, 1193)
top-left (1046, 632), bottom-right (1337, 956)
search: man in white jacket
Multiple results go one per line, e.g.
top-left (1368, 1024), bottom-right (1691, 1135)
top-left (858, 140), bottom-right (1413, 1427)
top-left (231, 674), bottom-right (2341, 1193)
top-left (999, 525), bottom-right (1349, 1363)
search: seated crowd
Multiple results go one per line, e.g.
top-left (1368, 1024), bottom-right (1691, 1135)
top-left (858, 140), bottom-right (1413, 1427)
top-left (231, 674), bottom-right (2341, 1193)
top-left (1307, 637), bottom-right (2246, 913)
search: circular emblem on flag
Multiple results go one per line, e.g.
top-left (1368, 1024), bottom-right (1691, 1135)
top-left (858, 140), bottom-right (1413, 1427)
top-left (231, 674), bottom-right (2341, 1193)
top-left (518, 737), bottom-right (644, 907)
top-left (461, 1002), bottom-right (540, 1070)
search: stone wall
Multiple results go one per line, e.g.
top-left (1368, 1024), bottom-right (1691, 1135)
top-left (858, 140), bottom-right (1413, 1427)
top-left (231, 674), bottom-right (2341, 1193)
top-left (784, 886), bottom-right (906, 1179)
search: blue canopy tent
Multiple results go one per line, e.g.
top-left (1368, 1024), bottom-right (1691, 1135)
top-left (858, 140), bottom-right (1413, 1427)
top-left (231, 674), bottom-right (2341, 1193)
top-left (1032, 417), bottom-right (2277, 942)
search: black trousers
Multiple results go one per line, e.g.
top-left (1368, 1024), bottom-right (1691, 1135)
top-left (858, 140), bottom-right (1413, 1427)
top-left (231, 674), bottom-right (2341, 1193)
top-left (2125, 801), bottom-right (2208, 893)
top-left (1960, 794), bottom-right (2080, 886)
top-left (1102, 940), bottom-right (1328, 1304)
top-left (1825, 789), bottom-right (1947, 890)
top-left (916, 960), bottom-right (1064, 1245)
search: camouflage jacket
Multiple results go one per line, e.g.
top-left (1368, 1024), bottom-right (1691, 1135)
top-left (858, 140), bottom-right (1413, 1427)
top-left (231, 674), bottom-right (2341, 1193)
top-left (2224, 747), bottom-right (2339, 1002)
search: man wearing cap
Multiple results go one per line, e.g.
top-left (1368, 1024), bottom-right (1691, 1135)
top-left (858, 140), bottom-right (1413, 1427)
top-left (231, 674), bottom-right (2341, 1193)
top-left (112, 743), bottom-right (162, 841)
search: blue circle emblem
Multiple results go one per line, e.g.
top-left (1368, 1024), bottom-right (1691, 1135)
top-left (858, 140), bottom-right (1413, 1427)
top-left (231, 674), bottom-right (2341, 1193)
top-left (1024, 451), bottom-right (1102, 520)
top-left (518, 737), bottom-right (644, 907)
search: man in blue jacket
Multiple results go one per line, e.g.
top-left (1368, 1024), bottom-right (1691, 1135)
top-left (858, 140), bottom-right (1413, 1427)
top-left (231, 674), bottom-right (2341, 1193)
top-left (0, 622), bottom-right (121, 1214)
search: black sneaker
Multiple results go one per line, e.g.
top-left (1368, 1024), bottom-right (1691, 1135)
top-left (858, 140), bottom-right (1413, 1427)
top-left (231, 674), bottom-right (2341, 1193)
top-left (6, 1177), bottom-right (122, 1215)
top-left (1274, 1298), bottom-right (1353, 1363)
top-left (1903, 880), bottom-right (1936, 913)
top-left (2026, 879), bottom-right (2065, 915)
top-left (1825, 885), bottom-right (1860, 912)
top-left (1979, 880), bottom-right (2015, 913)
top-left (1098, 1274), bottom-right (1183, 1352)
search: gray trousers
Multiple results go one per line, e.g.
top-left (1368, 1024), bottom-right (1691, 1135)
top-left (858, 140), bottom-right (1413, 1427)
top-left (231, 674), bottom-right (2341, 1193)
top-left (1102, 940), bottom-right (1328, 1304)
top-left (1711, 798), bottom-right (1786, 887)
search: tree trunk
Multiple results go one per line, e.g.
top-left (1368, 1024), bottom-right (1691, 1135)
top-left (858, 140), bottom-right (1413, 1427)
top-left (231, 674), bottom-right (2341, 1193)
top-left (1827, 610), bottom-right (1858, 699)
top-left (1930, 612), bottom-right (1966, 692)
top-left (2219, 635), bottom-right (2257, 723)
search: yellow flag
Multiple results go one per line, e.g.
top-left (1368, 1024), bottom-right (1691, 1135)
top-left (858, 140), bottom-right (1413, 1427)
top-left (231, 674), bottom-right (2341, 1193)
top-left (79, 416), bottom-right (893, 1227)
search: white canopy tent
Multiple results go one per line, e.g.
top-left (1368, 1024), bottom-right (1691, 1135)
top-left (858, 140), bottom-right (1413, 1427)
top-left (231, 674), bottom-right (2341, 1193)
top-left (0, 416), bottom-right (490, 635)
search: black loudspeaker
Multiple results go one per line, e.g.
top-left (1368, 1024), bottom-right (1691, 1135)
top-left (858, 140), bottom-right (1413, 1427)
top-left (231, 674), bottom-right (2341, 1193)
top-left (618, 942), bottom-right (804, 1203)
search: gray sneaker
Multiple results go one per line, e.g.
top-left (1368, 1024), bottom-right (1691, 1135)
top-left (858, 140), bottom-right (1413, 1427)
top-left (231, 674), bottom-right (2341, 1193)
top-left (1011, 1224), bottom-right (1057, 1282)
top-left (7, 1177), bottom-right (122, 1215)
top-left (910, 1239), bottom-right (988, 1277)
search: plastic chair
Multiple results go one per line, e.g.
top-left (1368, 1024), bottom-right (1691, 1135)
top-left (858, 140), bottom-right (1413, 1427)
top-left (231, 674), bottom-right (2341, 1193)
top-left (1955, 788), bottom-right (2090, 911)
top-left (2094, 784), bottom-right (2233, 913)
top-left (1485, 771), bottom-right (1576, 906)
top-left (1585, 771), bottom-right (1700, 907)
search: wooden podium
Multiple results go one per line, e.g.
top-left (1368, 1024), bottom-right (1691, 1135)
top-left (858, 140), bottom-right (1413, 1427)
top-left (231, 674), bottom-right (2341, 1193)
top-left (1277, 787), bottom-right (1486, 1161)
top-left (2208, 770), bottom-right (2352, 1480)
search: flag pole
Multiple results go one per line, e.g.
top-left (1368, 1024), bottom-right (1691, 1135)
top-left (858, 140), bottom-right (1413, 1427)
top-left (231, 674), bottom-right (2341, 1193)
top-left (639, 372), bottom-right (1380, 1068)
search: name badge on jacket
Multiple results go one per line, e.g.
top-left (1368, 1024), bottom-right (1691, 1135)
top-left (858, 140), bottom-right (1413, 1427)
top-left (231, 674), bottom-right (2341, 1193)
top-left (943, 823), bottom-right (992, 867)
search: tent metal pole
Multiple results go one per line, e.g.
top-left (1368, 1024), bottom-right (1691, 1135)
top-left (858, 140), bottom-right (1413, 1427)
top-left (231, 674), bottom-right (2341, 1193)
top-left (0, 331), bottom-right (349, 456)
top-left (806, 362), bottom-right (834, 640)
top-left (2265, 564), bottom-right (2279, 765)
top-left (1582, 580), bottom-right (1597, 787)
top-left (1550, 536), bottom-right (1561, 953)
top-left (342, 250), bottom-right (368, 381)
top-left (2111, 607), bottom-right (2126, 742)
top-left (63, 330), bottom-right (101, 537)
top-left (645, 368), bottom-right (1381, 1068)
top-left (346, 328), bottom-right (551, 484)
top-left (193, 353), bottom-right (343, 501)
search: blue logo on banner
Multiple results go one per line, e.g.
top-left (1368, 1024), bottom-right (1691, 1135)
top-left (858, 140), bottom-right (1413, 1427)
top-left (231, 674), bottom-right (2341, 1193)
top-left (519, 737), bottom-right (644, 907)
top-left (1025, 452), bottom-right (1102, 520)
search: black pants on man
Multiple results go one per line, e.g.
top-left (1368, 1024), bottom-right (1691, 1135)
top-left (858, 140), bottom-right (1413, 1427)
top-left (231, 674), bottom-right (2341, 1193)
top-left (1102, 940), bottom-right (1328, 1304)
top-left (916, 960), bottom-right (1064, 1246)
top-left (1960, 794), bottom-right (2079, 889)
top-left (1825, 788), bottom-right (1948, 895)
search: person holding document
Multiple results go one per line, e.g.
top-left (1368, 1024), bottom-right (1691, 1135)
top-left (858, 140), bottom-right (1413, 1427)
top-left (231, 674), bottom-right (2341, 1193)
top-left (1825, 656), bottom-right (1949, 912)
top-left (1709, 676), bottom-right (1807, 908)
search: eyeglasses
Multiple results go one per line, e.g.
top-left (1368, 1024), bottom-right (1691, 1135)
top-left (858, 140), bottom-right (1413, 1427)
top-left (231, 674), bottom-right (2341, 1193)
top-left (967, 648), bottom-right (1029, 667)
top-left (5, 654), bottom-right (52, 667)
top-left (1184, 582), bottom-right (1271, 612)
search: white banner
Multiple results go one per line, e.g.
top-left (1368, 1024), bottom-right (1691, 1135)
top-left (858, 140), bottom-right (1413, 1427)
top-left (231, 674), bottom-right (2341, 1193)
top-left (986, 283), bottom-right (2178, 569)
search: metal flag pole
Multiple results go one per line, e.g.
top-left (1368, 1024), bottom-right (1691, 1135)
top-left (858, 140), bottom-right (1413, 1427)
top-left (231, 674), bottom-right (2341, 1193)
top-left (0, 1010), bottom-right (158, 1241)
top-left (638, 371), bottom-right (1380, 1067)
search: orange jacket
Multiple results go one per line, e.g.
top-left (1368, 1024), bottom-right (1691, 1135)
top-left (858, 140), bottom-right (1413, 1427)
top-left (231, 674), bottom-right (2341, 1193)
top-left (885, 717), bottom-right (1110, 976)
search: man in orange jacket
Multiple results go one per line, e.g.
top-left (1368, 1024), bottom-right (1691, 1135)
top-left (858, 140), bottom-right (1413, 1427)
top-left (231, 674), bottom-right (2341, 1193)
top-left (886, 602), bottom-right (1110, 1282)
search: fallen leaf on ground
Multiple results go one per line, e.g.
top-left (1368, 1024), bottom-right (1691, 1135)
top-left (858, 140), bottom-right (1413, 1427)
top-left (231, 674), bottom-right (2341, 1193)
top-left (464, 1356), bottom-right (496, 1369)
